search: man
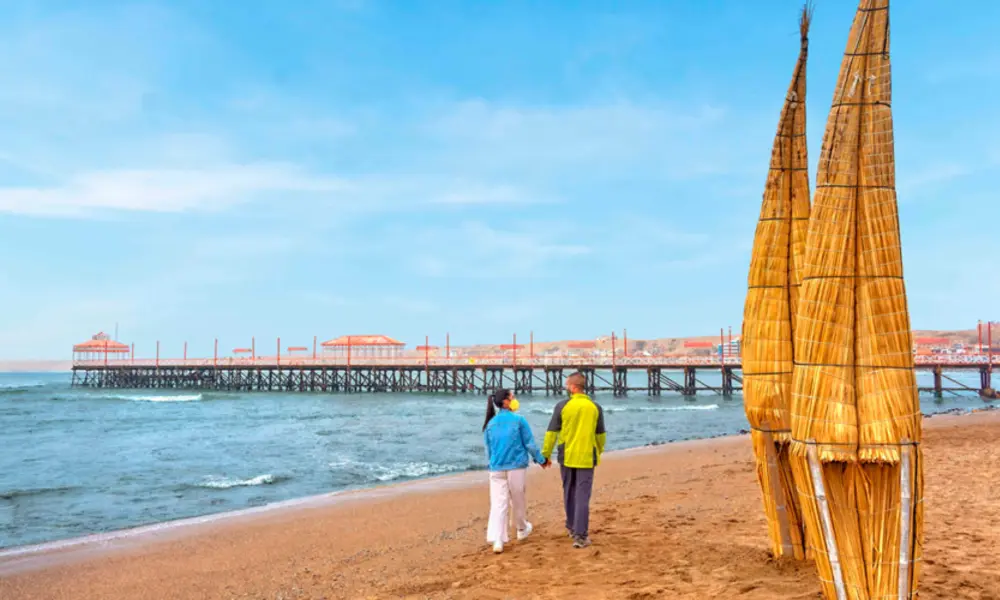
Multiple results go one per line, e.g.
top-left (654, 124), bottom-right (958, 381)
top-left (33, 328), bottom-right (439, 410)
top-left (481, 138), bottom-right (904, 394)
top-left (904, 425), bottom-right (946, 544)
top-left (541, 371), bottom-right (606, 548)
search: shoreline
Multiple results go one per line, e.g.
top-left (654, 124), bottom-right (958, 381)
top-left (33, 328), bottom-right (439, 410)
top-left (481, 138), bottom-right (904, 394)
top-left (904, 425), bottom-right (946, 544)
top-left (0, 427), bottom-right (755, 573)
top-left (0, 468), bottom-right (490, 575)
top-left (1, 405), bottom-right (994, 575)
top-left (6, 375), bottom-right (990, 563)
top-left (2, 409), bottom-right (999, 599)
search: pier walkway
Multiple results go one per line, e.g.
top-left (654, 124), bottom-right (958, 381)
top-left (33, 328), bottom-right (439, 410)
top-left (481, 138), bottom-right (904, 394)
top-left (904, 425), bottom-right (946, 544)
top-left (71, 355), bottom-right (998, 398)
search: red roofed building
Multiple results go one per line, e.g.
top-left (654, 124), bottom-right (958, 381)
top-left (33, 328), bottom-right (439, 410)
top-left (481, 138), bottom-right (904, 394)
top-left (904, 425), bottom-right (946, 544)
top-left (321, 335), bottom-right (405, 358)
top-left (683, 340), bottom-right (714, 349)
top-left (73, 332), bottom-right (130, 361)
top-left (566, 341), bottom-right (596, 357)
top-left (497, 344), bottom-right (525, 357)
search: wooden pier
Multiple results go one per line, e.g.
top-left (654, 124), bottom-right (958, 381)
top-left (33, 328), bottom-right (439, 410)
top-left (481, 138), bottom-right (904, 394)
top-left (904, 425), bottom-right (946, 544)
top-left (70, 357), bottom-right (997, 398)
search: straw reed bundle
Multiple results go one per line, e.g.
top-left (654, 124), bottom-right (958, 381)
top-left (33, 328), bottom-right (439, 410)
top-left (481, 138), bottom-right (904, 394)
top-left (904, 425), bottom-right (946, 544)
top-left (789, 1), bottom-right (922, 598)
top-left (741, 5), bottom-right (812, 561)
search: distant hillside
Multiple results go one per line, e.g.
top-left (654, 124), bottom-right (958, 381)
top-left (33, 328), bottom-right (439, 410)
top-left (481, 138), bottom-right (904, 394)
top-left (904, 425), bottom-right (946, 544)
top-left (0, 329), bottom-right (985, 371)
top-left (449, 329), bottom-right (982, 356)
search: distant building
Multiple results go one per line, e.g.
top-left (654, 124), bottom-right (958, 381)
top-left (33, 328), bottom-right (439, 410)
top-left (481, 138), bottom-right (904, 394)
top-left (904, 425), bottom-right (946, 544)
top-left (717, 337), bottom-right (741, 357)
top-left (566, 341), bottom-right (597, 357)
top-left (683, 341), bottom-right (714, 349)
top-left (913, 337), bottom-right (950, 354)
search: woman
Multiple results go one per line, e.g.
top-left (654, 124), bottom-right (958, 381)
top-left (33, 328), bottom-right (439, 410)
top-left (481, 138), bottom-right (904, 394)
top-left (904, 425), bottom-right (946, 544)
top-left (482, 388), bottom-right (549, 554)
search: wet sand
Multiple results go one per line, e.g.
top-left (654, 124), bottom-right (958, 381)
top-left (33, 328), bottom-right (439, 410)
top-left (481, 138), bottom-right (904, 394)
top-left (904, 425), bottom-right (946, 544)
top-left (2, 410), bottom-right (998, 599)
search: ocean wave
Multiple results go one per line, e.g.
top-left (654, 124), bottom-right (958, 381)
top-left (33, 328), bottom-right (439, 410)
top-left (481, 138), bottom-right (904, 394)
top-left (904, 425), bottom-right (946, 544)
top-left (605, 403), bottom-right (720, 413)
top-left (121, 394), bottom-right (204, 403)
top-left (329, 458), bottom-right (474, 483)
top-left (0, 485), bottom-right (79, 501)
top-left (0, 382), bottom-right (47, 395)
top-left (195, 474), bottom-right (288, 489)
top-left (44, 392), bottom-right (207, 403)
top-left (0, 382), bottom-right (46, 390)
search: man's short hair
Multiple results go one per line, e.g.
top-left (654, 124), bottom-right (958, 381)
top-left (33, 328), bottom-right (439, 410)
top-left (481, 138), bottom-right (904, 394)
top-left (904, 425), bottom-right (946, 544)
top-left (566, 372), bottom-right (586, 391)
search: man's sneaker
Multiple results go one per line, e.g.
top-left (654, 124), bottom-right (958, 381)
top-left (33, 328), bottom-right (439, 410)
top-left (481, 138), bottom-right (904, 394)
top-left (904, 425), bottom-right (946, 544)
top-left (516, 521), bottom-right (534, 541)
top-left (566, 528), bottom-right (575, 538)
top-left (572, 535), bottom-right (592, 549)
top-left (492, 540), bottom-right (504, 554)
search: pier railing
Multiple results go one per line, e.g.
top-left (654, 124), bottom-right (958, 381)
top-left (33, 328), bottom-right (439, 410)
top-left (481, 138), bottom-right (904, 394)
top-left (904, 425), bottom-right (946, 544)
top-left (71, 355), bottom-right (996, 369)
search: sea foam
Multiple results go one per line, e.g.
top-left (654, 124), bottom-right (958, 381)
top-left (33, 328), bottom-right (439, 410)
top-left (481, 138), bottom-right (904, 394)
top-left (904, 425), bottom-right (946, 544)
top-left (329, 458), bottom-right (469, 483)
top-left (119, 393), bottom-right (203, 403)
top-left (197, 474), bottom-right (285, 489)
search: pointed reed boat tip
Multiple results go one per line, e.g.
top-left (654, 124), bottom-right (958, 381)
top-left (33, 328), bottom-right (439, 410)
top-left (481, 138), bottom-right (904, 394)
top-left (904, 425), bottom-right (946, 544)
top-left (741, 5), bottom-right (813, 562)
top-left (800, 3), bottom-right (814, 42)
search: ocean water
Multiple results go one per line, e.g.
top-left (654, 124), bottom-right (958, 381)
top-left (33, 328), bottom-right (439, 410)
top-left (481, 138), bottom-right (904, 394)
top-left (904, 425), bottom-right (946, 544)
top-left (0, 370), bottom-right (988, 549)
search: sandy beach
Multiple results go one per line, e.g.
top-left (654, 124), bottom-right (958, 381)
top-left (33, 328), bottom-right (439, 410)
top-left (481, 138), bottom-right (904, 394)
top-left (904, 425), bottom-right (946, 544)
top-left (2, 410), bottom-right (998, 600)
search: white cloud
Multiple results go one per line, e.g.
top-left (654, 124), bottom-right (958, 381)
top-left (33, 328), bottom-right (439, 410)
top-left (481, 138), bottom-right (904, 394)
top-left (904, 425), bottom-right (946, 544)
top-left (422, 100), bottom-right (734, 180)
top-left (0, 164), bottom-right (344, 217)
top-left (607, 215), bottom-right (712, 248)
top-left (316, 176), bottom-right (549, 209)
top-left (0, 165), bottom-right (558, 217)
top-left (568, 214), bottom-right (742, 275)
top-left (0, 228), bottom-right (316, 358)
top-left (0, 14), bottom-right (738, 219)
top-left (429, 182), bottom-right (555, 206)
top-left (401, 221), bottom-right (591, 279)
top-left (897, 162), bottom-right (973, 202)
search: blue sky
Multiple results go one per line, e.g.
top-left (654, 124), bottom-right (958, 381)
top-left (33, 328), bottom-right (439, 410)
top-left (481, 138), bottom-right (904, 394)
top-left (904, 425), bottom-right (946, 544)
top-left (0, 0), bottom-right (997, 359)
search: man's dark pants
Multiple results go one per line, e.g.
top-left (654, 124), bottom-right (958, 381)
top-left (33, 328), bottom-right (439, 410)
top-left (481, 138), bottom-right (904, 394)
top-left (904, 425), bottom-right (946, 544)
top-left (560, 465), bottom-right (595, 537)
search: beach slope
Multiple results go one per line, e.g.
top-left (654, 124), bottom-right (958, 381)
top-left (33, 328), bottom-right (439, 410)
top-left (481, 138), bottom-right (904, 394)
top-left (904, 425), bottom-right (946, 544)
top-left (1, 411), bottom-right (998, 599)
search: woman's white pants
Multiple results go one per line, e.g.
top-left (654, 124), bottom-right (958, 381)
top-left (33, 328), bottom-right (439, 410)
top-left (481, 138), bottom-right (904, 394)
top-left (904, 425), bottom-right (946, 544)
top-left (487, 468), bottom-right (527, 543)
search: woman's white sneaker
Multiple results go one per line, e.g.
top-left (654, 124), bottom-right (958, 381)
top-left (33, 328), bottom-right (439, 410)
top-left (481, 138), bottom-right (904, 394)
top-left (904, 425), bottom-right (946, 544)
top-left (516, 522), bottom-right (534, 541)
top-left (492, 540), bottom-right (504, 554)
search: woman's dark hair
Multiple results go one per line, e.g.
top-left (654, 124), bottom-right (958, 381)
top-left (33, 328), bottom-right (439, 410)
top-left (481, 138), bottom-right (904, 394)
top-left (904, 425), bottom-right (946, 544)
top-left (482, 388), bottom-right (512, 431)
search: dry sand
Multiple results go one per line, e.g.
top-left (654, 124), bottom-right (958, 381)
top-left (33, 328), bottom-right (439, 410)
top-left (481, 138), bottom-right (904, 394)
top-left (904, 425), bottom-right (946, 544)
top-left (1, 410), bottom-right (998, 600)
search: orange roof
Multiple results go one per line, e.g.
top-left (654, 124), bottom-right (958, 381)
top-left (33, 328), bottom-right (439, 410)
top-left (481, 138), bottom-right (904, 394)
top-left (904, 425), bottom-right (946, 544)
top-left (73, 332), bottom-right (129, 353)
top-left (233, 348), bottom-right (252, 354)
top-left (287, 346), bottom-right (309, 352)
top-left (321, 335), bottom-right (405, 347)
top-left (684, 341), bottom-right (714, 348)
top-left (567, 341), bottom-right (596, 349)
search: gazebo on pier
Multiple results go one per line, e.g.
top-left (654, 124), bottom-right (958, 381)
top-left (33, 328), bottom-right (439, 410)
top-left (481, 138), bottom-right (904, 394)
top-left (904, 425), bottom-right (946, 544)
top-left (321, 335), bottom-right (405, 359)
top-left (73, 332), bottom-right (130, 362)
